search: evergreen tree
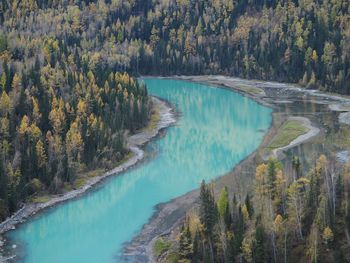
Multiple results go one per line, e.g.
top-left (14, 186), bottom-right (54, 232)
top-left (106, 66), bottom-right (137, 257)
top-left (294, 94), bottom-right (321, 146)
top-left (245, 195), bottom-right (254, 219)
top-left (178, 224), bottom-right (193, 263)
top-left (254, 223), bottom-right (266, 263)
top-left (199, 180), bottom-right (218, 237)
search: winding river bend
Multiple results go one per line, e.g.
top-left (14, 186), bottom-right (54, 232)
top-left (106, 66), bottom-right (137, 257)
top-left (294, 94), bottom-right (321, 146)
top-left (6, 79), bottom-right (272, 263)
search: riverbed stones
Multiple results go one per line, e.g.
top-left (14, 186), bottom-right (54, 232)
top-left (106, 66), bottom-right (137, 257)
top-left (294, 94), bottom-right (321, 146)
top-left (336, 151), bottom-right (350, 164)
top-left (339, 112), bottom-right (350, 125)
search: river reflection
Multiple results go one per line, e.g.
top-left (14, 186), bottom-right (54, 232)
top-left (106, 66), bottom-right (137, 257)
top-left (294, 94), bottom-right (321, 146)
top-left (6, 79), bottom-right (272, 263)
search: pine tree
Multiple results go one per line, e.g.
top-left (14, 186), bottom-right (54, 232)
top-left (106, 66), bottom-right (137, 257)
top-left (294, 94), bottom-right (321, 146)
top-left (267, 158), bottom-right (277, 195)
top-left (192, 230), bottom-right (202, 263)
top-left (245, 194), bottom-right (254, 219)
top-left (199, 180), bottom-right (217, 237)
top-left (254, 223), bottom-right (266, 263)
top-left (218, 187), bottom-right (231, 228)
top-left (0, 158), bottom-right (8, 220)
top-left (199, 180), bottom-right (217, 262)
top-left (178, 224), bottom-right (193, 263)
top-left (0, 72), bottom-right (6, 91)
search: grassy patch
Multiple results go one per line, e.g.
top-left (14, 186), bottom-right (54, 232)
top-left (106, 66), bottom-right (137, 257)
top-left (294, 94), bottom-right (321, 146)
top-left (234, 84), bottom-right (264, 95)
top-left (70, 168), bottom-right (106, 190)
top-left (85, 168), bottom-right (106, 178)
top-left (115, 151), bottom-right (134, 167)
top-left (74, 177), bottom-right (88, 189)
top-left (154, 238), bottom-right (171, 257)
top-left (30, 196), bottom-right (51, 203)
top-left (165, 252), bottom-right (179, 263)
top-left (267, 120), bottom-right (309, 150)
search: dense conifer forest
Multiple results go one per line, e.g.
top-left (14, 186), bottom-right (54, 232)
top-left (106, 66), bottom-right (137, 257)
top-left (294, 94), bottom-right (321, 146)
top-left (2, 0), bottom-right (348, 93)
top-left (0, 0), bottom-right (151, 220)
top-left (161, 156), bottom-right (350, 263)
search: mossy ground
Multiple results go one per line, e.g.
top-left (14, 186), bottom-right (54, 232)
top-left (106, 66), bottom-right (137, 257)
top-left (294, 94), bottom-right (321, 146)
top-left (234, 84), bottom-right (265, 95)
top-left (153, 237), bottom-right (180, 263)
top-left (153, 238), bottom-right (172, 257)
top-left (30, 196), bottom-right (51, 204)
top-left (266, 120), bottom-right (309, 150)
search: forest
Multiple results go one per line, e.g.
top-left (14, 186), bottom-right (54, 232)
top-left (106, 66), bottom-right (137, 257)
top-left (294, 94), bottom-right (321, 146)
top-left (0, 0), bottom-right (350, 250)
top-left (160, 156), bottom-right (350, 263)
top-left (2, 0), bottom-right (349, 93)
top-left (0, 0), bottom-right (151, 220)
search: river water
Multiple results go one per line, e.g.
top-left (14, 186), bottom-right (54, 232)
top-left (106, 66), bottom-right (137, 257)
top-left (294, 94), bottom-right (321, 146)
top-left (6, 79), bottom-right (272, 263)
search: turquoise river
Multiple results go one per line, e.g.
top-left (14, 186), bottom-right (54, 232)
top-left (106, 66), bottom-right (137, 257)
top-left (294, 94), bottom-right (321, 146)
top-left (6, 79), bottom-right (272, 262)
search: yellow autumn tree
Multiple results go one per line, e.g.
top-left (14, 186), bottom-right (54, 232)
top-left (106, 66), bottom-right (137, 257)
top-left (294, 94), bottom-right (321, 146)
top-left (31, 97), bottom-right (42, 124)
top-left (66, 121), bottom-right (84, 162)
top-left (316, 155), bottom-right (328, 172)
top-left (36, 140), bottom-right (47, 169)
top-left (28, 123), bottom-right (42, 141)
top-left (49, 97), bottom-right (66, 135)
top-left (274, 214), bottom-right (284, 233)
top-left (77, 99), bottom-right (88, 117)
top-left (18, 115), bottom-right (30, 136)
top-left (0, 116), bottom-right (9, 137)
top-left (0, 91), bottom-right (12, 116)
top-left (242, 204), bottom-right (250, 222)
top-left (241, 236), bottom-right (253, 263)
top-left (7, 164), bottom-right (21, 187)
top-left (0, 73), bottom-right (6, 90)
top-left (322, 226), bottom-right (334, 245)
top-left (11, 73), bottom-right (21, 91)
top-left (256, 163), bottom-right (267, 191)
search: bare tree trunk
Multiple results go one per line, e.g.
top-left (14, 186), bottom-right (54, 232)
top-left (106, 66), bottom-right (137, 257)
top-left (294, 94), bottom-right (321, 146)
top-left (314, 236), bottom-right (317, 263)
top-left (271, 232), bottom-right (277, 263)
top-left (208, 237), bottom-right (215, 263)
top-left (284, 229), bottom-right (287, 263)
top-left (345, 228), bottom-right (350, 246)
top-left (268, 194), bottom-right (277, 263)
top-left (324, 166), bottom-right (337, 219)
top-left (295, 196), bottom-right (303, 239)
top-left (330, 167), bottom-right (336, 218)
top-left (219, 220), bottom-right (227, 261)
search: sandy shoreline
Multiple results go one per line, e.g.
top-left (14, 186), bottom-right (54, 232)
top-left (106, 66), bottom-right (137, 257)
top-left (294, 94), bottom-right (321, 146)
top-left (0, 97), bottom-right (175, 252)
